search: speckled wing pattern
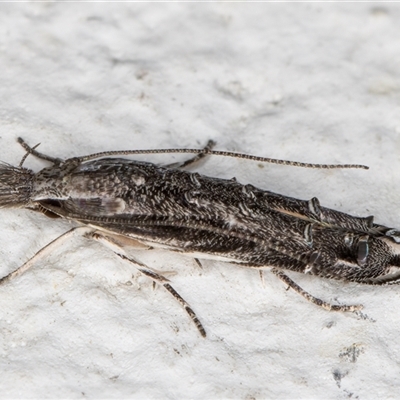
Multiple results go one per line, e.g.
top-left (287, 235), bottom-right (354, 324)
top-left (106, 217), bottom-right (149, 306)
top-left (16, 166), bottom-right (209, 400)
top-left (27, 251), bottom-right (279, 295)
top-left (32, 156), bottom-right (400, 285)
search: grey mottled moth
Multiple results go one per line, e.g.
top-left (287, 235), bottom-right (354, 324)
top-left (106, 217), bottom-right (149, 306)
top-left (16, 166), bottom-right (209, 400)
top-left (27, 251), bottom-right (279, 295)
top-left (1, 138), bottom-right (399, 337)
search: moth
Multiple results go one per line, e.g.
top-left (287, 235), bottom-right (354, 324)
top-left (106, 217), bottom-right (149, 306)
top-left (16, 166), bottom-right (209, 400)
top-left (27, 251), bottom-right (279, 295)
top-left (1, 138), bottom-right (399, 337)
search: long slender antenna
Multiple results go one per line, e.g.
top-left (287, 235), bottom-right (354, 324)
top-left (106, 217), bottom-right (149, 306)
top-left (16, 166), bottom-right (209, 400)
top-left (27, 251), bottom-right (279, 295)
top-left (77, 145), bottom-right (369, 170)
top-left (18, 138), bottom-right (63, 165)
top-left (17, 137), bottom-right (369, 170)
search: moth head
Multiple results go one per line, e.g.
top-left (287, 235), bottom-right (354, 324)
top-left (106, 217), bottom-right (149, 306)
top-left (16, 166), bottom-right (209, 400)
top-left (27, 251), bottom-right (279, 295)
top-left (0, 162), bottom-right (34, 208)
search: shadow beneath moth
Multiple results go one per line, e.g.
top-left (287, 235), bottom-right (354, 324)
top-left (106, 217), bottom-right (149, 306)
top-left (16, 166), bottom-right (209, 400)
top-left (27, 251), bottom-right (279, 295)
top-left (1, 138), bottom-right (399, 337)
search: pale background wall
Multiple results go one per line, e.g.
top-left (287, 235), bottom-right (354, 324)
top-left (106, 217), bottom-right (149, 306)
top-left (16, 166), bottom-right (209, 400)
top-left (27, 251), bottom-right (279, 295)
top-left (1, 3), bottom-right (400, 399)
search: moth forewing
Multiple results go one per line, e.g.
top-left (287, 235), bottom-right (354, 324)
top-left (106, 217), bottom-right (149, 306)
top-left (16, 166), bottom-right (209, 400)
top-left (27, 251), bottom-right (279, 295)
top-left (1, 137), bottom-right (399, 338)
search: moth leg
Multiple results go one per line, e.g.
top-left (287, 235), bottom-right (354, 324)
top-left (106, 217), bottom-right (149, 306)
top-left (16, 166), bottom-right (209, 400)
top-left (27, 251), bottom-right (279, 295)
top-left (0, 226), bottom-right (93, 285)
top-left (118, 254), bottom-right (206, 338)
top-left (271, 268), bottom-right (363, 312)
top-left (88, 231), bottom-right (207, 338)
top-left (17, 137), bottom-right (63, 165)
top-left (165, 139), bottom-right (216, 169)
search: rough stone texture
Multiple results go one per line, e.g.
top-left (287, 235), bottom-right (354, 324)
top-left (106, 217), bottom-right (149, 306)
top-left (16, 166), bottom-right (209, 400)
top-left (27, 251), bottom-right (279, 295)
top-left (1, 3), bottom-right (400, 399)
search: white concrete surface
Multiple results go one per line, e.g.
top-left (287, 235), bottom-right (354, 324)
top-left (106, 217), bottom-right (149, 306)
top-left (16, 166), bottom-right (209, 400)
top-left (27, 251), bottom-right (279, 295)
top-left (1, 3), bottom-right (400, 399)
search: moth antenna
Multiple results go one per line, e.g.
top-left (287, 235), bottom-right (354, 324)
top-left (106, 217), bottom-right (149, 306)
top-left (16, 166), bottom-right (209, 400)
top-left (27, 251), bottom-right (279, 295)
top-left (17, 137), bottom-right (63, 165)
top-left (77, 144), bottom-right (369, 170)
top-left (19, 142), bottom-right (41, 167)
top-left (17, 137), bottom-right (368, 170)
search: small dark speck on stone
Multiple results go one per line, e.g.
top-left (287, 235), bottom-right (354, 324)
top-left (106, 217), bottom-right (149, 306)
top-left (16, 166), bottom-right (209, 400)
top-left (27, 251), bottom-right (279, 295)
top-left (370, 7), bottom-right (388, 16)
